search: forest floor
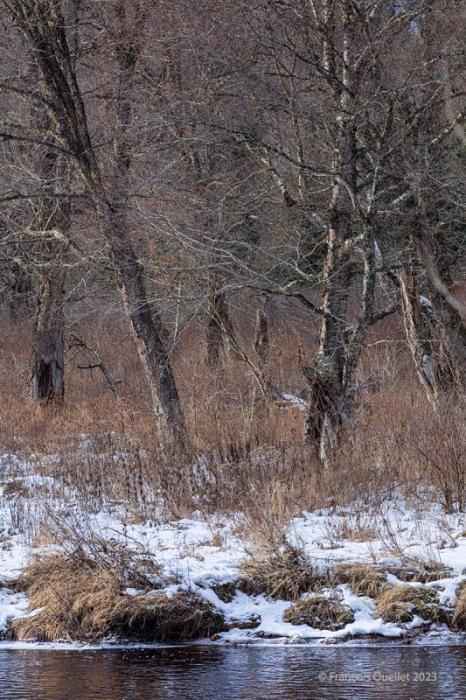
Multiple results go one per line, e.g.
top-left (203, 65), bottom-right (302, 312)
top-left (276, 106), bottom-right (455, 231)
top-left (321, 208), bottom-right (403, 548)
top-left (0, 446), bottom-right (465, 647)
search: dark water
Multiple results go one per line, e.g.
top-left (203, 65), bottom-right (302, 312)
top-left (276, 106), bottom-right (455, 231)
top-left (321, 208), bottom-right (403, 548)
top-left (0, 644), bottom-right (465, 700)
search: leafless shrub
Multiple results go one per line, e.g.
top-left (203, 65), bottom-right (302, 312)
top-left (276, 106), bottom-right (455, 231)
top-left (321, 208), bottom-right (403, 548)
top-left (409, 401), bottom-right (466, 513)
top-left (0, 320), bottom-right (464, 528)
top-left (385, 560), bottom-right (453, 584)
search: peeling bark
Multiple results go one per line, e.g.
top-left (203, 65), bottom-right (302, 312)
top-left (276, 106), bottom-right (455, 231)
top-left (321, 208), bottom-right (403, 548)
top-left (397, 188), bottom-right (466, 403)
top-left (398, 266), bottom-right (465, 407)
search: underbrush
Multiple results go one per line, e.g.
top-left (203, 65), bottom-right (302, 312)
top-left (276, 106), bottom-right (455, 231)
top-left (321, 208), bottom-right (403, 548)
top-left (332, 564), bottom-right (389, 599)
top-left (1, 320), bottom-right (465, 526)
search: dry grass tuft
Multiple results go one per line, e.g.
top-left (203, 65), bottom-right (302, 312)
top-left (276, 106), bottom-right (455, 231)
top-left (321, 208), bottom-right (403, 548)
top-left (376, 585), bottom-right (420, 623)
top-left (9, 552), bottom-right (223, 642)
top-left (333, 563), bottom-right (388, 599)
top-left (10, 553), bottom-right (122, 642)
top-left (241, 544), bottom-right (324, 601)
top-left (376, 585), bottom-right (449, 625)
top-left (114, 592), bottom-right (224, 643)
top-left (283, 595), bottom-right (354, 631)
top-left (386, 560), bottom-right (452, 584)
top-left (451, 582), bottom-right (466, 631)
top-left (10, 555), bottom-right (120, 641)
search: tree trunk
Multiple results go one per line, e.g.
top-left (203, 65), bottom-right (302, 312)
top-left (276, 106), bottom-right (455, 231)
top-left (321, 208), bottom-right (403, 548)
top-left (30, 253), bottom-right (66, 404)
top-left (107, 4), bottom-right (188, 448)
top-left (397, 266), bottom-right (443, 403)
top-left (0, 294), bottom-right (11, 330)
top-left (254, 298), bottom-right (269, 361)
top-left (206, 287), bottom-right (228, 367)
top-left (29, 147), bottom-right (69, 404)
top-left (104, 201), bottom-right (187, 447)
top-left (206, 277), bottom-right (242, 366)
top-left (415, 236), bottom-right (466, 391)
top-left (28, 0), bottom-right (80, 405)
top-left (398, 242), bottom-right (465, 405)
top-left (304, 1), bottom-right (358, 464)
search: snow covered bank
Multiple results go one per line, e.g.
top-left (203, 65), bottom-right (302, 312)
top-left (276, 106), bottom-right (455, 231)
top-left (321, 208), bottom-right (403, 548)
top-left (1, 452), bottom-right (465, 646)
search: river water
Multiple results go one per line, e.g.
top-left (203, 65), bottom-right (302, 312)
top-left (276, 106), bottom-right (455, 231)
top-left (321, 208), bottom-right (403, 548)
top-left (0, 644), bottom-right (465, 699)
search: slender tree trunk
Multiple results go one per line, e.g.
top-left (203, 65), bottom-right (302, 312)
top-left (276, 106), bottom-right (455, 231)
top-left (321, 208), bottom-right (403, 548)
top-left (206, 275), bottom-right (242, 366)
top-left (102, 200), bottom-right (187, 446)
top-left (29, 0), bottom-right (79, 404)
top-left (342, 232), bottom-right (377, 393)
top-left (254, 297), bottom-right (269, 361)
top-left (30, 247), bottom-right (66, 404)
top-left (398, 239), bottom-right (466, 405)
top-left (206, 286), bottom-right (228, 367)
top-left (397, 265), bottom-right (445, 403)
top-left (107, 3), bottom-right (187, 448)
top-left (0, 291), bottom-right (11, 330)
top-left (415, 237), bottom-right (466, 391)
top-left (305, 1), bottom-right (358, 464)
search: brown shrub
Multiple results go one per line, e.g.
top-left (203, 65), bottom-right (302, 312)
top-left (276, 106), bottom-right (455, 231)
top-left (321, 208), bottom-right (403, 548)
top-left (1, 315), bottom-right (465, 559)
top-left (114, 592), bottom-right (224, 643)
top-left (10, 554), bottom-right (121, 642)
top-left (409, 401), bottom-right (466, 513)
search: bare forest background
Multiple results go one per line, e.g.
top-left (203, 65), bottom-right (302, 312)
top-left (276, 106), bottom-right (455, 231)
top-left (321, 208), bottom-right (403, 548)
top-left (0, 0), bottom-right (465, 517)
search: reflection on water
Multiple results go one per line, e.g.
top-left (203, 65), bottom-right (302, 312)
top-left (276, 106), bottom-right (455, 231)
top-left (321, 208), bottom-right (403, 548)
top-left (0, 644), bottom-right (465, 700)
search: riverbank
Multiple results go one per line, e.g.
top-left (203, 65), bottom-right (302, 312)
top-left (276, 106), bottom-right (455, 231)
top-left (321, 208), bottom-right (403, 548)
top-left (1, 450), bottom-right (465, 647)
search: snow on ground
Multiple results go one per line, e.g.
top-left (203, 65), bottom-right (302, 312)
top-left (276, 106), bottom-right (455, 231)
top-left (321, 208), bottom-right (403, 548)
top-left (0, 450), bottom-right (465, 646)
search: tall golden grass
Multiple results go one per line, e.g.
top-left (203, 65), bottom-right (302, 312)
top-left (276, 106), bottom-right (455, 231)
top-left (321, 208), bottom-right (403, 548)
top-left (0, 307), bottom-right (464, 526)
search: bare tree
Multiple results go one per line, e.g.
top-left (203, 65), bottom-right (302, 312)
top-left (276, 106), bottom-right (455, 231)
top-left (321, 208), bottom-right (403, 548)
top-left (199, 0), bottom-right (465, 461)
top-left (1, 0), bottom-right (188, 447)
top-left (28, 0), bottom-right (79, 403)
